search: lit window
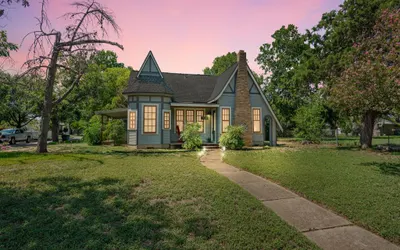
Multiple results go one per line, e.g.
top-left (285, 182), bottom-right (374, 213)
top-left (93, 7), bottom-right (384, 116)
top-left (186, 110), bottom-right (194, 124)
top-left (163, 111), bottom-right (170, 129)
top-left (196, 110), bottom-right (204, 132)
top-left (143, 105), bottom-right (157, 133)
top-left (129, 111), bottom-right (136, 130)
top-left (222, 108), bottom-right (230, 133)
top-left (253, 108), bottom-right (261, 133)
top-left (176, 109), bottom-right (184, 132)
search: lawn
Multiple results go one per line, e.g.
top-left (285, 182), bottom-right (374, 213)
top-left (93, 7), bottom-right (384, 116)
top-left (280, 135), bottom-right (400, 147)
top-left (223, 146), bottom-right (400, 245)
top-left (0, 144), bottom-right (317, 249)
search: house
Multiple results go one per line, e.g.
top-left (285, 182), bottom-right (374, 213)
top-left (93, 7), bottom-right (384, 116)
top-left (97, 50), bottom-right (282, 148)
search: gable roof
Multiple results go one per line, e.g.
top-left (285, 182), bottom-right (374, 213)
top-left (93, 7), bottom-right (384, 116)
top-left (137, 51), bottom-right (164, 79)
top-left (207, 63), bottom-right (238, 102)
top-left (123, 70), bottom-right (218, 102)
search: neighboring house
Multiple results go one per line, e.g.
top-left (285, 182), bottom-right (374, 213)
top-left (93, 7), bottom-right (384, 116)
top-left (97, 50), bottom-right (282, 149)
top-left (376, 119), bottom-right (400, 136)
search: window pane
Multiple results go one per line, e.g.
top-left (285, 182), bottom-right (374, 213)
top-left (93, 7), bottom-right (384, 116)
top-left (253, 108), bottom-right (261, 132)
top-left (164, 112), bottom-right (170, 129)
top-left (144, 105), bottom-right (157, 133)
top-left (187, 110), bottom-right (194, 124)
top-left (129, 111), bottom-right (136, 130)
top-left (222, 108), bottom-right (230, 132)
top-left (196, 110), bottom-right (204, 132)
top-left (176, 110), bottom-right (184, 131)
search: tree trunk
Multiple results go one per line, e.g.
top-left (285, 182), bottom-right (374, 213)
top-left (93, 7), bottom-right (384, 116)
top-left (51, 115), bottom-right (59, 143)
top-left (36, 33), bottom-right (61, 153)
top-left (360, 111), bottom-right (377, 149)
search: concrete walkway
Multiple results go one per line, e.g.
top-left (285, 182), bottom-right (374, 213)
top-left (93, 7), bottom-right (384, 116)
top-left (200, 149), bottom-right (399, 250)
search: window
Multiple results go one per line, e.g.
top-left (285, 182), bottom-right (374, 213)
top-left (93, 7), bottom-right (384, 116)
top-left (176, 109), bottom-right (184, 132)
top-left (163, 111), bottom-right (170, 130)
top-left (186, 110), bottom-right (194, 124)
top-left (129, 111), bottom-right (137, 130)
top-left (143, 105), bottom-right (157, 133)
top-left (222, 108), bottom-right (230, 133)
top-left (253, 108), bottom-right (261, 133)
top-left (196, 110), bottom-right (204, 133)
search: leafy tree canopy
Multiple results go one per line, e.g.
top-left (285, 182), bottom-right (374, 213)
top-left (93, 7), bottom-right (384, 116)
top-left (203, 52), bottom-right (237, 76)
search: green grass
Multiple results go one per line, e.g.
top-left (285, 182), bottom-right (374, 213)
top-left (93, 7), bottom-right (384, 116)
top-left (224, 147), bottom-right (400, 245)
top-left (0, 144), bottom-right (317, 249)
top-left (280, 135), bottom-right (400, 147)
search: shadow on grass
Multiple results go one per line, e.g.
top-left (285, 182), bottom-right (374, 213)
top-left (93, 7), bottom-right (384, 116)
top-left (361, 162), bottom-right (400, 176)
top-left (0, 149), bottom-right (192, 159)
top-left (0, 176), bottom-right (215, 249)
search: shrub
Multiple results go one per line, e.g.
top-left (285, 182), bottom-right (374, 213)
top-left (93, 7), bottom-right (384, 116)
top-left (84, 115), bottom-right (102, 145)
top-left (293, 97), bottom-right (326, 142)
top-left (181, 123), bottom-right (202, 150)
top-left (105, 119), bottom-right (126, 145)
top-left (219, 125), bottom-right (245, 150)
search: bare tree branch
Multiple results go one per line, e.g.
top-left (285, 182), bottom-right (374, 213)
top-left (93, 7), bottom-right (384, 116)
top-left (53, 73), bottom-right (83, 106)
top-left (59, 39), bottom-right (123, 50)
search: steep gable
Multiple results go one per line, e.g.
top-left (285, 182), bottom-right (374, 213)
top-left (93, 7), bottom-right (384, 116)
top-left (137, 51), bottom-right (164, 78)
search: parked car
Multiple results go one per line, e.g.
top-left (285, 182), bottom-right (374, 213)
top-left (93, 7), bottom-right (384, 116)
top-left (0, 128), bottom-right (34, 144)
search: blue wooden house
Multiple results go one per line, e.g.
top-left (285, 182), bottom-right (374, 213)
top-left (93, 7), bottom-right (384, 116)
top-left (97, 50), bottom-right (282, 148)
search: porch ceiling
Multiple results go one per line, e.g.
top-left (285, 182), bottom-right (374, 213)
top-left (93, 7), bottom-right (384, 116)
top-left (95, 108), bottom-right (127, 119)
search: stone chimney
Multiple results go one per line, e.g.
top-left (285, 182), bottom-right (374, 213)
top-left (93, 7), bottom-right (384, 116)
top-left (234, 50), bottom-right (252, 146)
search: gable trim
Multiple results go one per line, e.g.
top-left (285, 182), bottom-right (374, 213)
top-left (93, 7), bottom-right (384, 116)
top-left (247, 66), bottom-right (283, 132)
top-left (207, 66), bottom-right (238, 103)
top-left (137, 51), bottom-right (164, 79)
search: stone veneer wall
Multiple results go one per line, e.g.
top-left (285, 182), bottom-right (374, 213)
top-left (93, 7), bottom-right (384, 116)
top-left (234, 50), bottom-right (252, 146)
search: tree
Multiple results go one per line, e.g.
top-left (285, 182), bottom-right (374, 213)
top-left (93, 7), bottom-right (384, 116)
top-left (293, 94), bottom-right (326, 142)
top-left (0, 71), bottom-right (41, 128)
top-left (203, 52), bottom-right (237, 76)
top-left (23, 1), bottom-right (123, 153)
top-left (256, 25), bottom-right (317, 133)
top-left (330, 9), bottom-right (400, 148)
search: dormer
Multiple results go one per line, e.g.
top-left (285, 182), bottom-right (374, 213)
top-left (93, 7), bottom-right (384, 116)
top-left (137, 51), bottom-right (164, 79)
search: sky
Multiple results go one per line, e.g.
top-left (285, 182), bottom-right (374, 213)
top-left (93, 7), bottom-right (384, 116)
top-left (3, 0), bottom-right (343, 74)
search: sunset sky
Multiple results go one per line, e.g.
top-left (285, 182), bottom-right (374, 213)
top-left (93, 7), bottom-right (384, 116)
top-left (4, 0), bottom-right (343, 74)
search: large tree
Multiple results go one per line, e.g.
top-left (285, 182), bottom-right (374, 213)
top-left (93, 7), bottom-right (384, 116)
top-left (0, 71), bottom-right (42, 128)
top-left (256, 25), bottom-right (317, 132)
top-left (24, 1), bottom-right (123, 153)
top-left (331, 9), bottom-right (400, 148)
top-left (203, 52), bottom-right (237, 76)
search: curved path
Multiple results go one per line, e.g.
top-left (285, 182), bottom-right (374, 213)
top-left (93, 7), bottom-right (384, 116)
top-left (200, 149), bottom-right (399, 250)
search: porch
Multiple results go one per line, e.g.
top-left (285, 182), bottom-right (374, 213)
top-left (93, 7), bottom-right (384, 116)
top-left (170, 103), bottom-right (219, 144)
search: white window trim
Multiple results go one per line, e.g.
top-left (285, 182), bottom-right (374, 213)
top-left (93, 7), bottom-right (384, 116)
top-left (141, 103), bottom-right (159, 135)
top-left (127, 110), bottom-right (137, 131)
top-left (162, 110), bottom-right (171, 130)
top-left (252, 107), bottom-right (262, 133)
top-left (220, 106), bottom-right (232, 134)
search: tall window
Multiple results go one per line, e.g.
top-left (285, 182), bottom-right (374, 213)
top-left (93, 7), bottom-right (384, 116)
top-left (253, 108), bottom-right (261, 133)
top-left (186, 110), bottom-right (194, 124)
top-left (129, 111), bottom-right (136, 130)
top-left (176, 109), bottom-right (184, 132)
top-left (163, 111), bottom-right (170, 129)
top-left (143, 105), bottom-right (157, 133)
top-left (196, 110), bottom-right (204, 133)
top-left (222, 108), bottom-right (230, 133)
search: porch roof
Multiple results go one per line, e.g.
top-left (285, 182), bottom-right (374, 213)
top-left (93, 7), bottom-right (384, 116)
top-left (170, 103), bottom-right (219, 108)
top-left (95, 108), bottom-right (127, 119)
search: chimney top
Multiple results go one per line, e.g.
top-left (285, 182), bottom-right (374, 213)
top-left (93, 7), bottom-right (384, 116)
top-left (237, 50), bottom-right (246, 63)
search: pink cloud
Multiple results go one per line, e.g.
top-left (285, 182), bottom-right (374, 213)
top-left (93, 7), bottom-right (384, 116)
top-left (4, 0), bottom-right (342, 74)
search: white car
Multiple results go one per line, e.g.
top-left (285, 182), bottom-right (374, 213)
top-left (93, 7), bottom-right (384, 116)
top-left (0, 128), bottom-right (33, 144)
